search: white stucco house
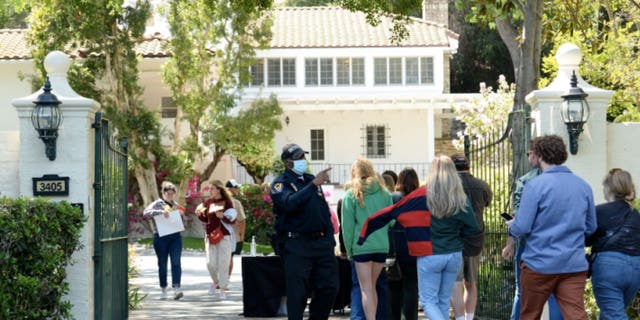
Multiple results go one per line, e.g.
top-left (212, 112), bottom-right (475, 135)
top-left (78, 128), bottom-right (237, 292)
top-left (0, 1), bottom-right (475, 191)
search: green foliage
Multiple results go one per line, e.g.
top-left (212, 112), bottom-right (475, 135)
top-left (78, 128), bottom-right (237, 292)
top-left (236, 184), bottom-right (275, 244)
top-left (127, 244), bottom-right (147, 310)
top-left (284, 0), bottom-right (335, 5)
top-left (213, 95), bottom-right (283, 183)
top-left (162, 0), bottom-right (280, 184)
top-left (0, 197), bottom-right (85, 319)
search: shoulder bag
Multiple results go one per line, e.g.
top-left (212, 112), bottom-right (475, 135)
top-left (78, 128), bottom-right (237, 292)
top-left (385, 229), bottom-right (402, 281)
top-left (207, 226), bottom-right (224, 245)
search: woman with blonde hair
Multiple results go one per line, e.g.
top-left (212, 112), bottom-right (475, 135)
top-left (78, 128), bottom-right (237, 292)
top-left (587, 168), bottom-right (640, 319)
top-left (357, 155), bottom-right (478, 320)
top-left (196, 180), bottom-right (237, 300)
top-left (341, 158), bottom-right (393, 319)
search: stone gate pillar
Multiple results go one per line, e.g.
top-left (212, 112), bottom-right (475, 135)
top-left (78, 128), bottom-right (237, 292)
top-left (525, 43), bottom-right (614, 204)
top-left (12, 51), bottom-right (100, 319)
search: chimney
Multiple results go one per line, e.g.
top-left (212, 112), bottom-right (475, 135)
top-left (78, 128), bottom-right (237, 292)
top-left (422, 0), bottom-right (448, 27)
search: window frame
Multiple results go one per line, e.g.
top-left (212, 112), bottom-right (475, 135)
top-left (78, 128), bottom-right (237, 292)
top-left (310, 129), bottom-right (325, 161)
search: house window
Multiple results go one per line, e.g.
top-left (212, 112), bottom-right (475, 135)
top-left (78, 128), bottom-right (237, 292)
top-left (161, 97), bottom-right (177, 118)
top-left (282, 58), bottom-right (296, 86)
top-left (305, 58), bottom-right (318, 86)
top-left (375, 56), bottom-right (435, 86)
top-left (250, 58), bottom-right (295, 87)
top-left (250, 59), bottom-right (265, 86)
top-left (406, 57), bottom-right (419, 84)
top-left (389, 58), bottom-right (402, 85)
top-left (310, 129), bottom-right (325, 161)
top-left (420, 57), bottom-right (434, 84)
top-left (374, 58), bottom-right (387, 85)
top-left (364, 125), bottom-right (387, 158)
top-left (267, 58), bottom-right (281, 86)
top-left (352, 58), bottom-right (365, 85)
top-left (320, 58), bottom-right (333, 85)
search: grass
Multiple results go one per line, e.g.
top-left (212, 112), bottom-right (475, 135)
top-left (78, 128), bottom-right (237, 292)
top-left (136, 236), bottom-right (274, 255)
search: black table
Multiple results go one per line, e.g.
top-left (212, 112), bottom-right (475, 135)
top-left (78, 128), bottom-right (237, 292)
top-left (241, 256), bottom-right (351, 317)
top-left (242, 256), bottom-right (286, 317)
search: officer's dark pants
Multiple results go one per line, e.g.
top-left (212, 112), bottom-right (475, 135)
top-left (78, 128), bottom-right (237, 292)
top-left (283, 238), bottom-right (339, 320)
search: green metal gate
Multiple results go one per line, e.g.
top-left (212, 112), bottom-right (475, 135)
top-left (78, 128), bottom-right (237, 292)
top-left (464, 106), bottom-right (531, 319)
top-left (93, 112), bottom-right (128, 320)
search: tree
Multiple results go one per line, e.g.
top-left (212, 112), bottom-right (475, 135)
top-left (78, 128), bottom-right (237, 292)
top-left (162, 0), bottom-right (281, 187)
top-left (26, 0), bottom-right (172, 204)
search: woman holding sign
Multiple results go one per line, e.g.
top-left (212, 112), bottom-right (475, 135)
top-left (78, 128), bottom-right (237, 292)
top-left (197, 180), bottom-right (237, 300)
top-left (143, 181), bottom-right (186, 300)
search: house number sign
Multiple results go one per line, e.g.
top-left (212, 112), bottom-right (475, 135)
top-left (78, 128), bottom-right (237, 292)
top-left (32, 175), bottom-right (70, 196)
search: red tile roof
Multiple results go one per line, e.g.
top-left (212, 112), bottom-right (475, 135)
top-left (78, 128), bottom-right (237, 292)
top-left (270, 6), bottom-right (458, 48)
top-left (0, 7), bottom-right (457, 60)
top-left (0, 29), bottom-right (170, 60)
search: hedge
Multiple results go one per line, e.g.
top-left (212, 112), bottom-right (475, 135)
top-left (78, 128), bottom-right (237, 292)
top-left (0, 197), bottom-right (85, 319)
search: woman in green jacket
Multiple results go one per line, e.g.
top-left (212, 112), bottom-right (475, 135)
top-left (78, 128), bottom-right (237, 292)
top-left (341, 158), bottom-right (393, 320)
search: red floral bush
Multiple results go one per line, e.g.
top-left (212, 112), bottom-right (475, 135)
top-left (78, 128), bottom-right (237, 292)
top-left (236, 184), bottom-right (274, 244)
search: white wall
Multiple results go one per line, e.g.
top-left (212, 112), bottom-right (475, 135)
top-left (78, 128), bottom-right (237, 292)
top-left (0, 61), bottom-right (34, 198)
top-left (605, 122), bottom-right (640, 200)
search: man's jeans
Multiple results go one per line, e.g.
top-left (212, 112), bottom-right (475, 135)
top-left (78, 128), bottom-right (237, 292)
top-left (417, 252), bottom-right (462, 320)
top-left (511, 239), bottom-right (563, 320)
top-left (153, 232), bottom-right (182, 288)
top-left (592, 251), bottom-right (640, 320)
top-left (350, 261), bottom-right (388, 320)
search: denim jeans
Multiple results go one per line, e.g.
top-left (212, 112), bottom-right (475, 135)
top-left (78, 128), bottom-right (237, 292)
top-left (417, 252), bottom-right (462, 320)
top-left (511, 239), bottom-right (563, 320)
top-left (350, 261), bottom-right (388, 320)
top-left (153, 232), bottom-right (182, 288)
top-left (592, 251), bottom-right (640, 320)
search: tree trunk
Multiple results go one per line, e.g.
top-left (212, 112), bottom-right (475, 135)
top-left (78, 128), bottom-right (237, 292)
top-left (494, 17), bottom-right (520, 82)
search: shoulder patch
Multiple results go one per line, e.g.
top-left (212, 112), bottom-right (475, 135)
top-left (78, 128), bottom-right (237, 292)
top-left (273, 183), bottom-right (283, 193)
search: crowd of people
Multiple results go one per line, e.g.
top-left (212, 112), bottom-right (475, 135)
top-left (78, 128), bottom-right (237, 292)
top-left (142, 135), bottom-right (640, 320)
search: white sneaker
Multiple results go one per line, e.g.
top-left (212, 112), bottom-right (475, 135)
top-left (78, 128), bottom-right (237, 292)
top-left (208, 282), bottom-right (216, 296)
top-left (219, 289), bottom-right (227, 300)
top-left (160, 288), bottom-right (168, 300)
top-left (173, 288), bottom-right (183, 300)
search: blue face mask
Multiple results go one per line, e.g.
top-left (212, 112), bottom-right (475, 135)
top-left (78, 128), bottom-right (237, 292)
top-left (292, 159), bottom-right (307, 175)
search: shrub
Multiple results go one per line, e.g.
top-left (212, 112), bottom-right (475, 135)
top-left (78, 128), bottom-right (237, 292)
top-left (236, 184), bottom-right (274, 244)
top-left (0, 197), bottom-right (85, 319)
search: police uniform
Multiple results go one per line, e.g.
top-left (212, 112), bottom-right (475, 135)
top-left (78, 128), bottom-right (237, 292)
top-left (271, 169), bottom-right (339, 320)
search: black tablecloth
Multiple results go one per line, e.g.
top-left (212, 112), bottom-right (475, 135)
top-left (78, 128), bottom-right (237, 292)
top-left (242, 256), bottom-right (351, 317)
top-left (242, 256), bottom-right (286, 317)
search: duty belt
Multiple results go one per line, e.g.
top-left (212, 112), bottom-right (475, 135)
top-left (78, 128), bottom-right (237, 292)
top-left (286, 231), bottom-right (325, 240)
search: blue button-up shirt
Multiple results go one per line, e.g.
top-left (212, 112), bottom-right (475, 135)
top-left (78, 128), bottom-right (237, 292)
top-left (509, 165), bottom-right (597, 274)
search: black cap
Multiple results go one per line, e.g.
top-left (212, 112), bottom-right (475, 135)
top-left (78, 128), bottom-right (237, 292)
top-left (225, 179), bottom-right (241, 189)
top-left (450, 153), bottom-right (470, 171)
top-left (281, 143), bottom-right (308, 161)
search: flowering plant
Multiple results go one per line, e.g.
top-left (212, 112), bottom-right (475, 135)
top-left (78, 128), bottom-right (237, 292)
top-left (236, 184), bottom-right (274, 243)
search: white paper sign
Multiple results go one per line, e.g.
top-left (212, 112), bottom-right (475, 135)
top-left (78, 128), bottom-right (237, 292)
top-left (153, 210), bottom-right (185, 237)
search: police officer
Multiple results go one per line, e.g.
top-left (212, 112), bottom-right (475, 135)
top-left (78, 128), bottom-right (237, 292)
top-left (271, 143), bottom-right (338, 320)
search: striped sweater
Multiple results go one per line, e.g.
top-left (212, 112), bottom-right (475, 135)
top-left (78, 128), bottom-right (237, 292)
top-left (357, 186), bottom-right (479, 257)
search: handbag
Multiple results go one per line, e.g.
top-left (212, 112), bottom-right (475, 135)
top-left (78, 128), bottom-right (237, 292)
top-left (385, 229), bottom-right (402, 281)
top-left (207, 226), bottom-right (224, 245)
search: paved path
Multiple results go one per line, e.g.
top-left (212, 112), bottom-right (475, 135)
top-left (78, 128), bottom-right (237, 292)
top-left (129, 245), bottom-right (351, 319)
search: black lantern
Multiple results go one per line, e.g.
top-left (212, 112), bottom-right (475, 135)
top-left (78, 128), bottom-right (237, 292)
top-left (31, 77), bottom-right (62, 161)
top-left (560, 71), bottom-right (590, 155)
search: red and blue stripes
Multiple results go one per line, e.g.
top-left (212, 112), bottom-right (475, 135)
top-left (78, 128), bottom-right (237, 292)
top-left (358, 186), bottom-right (433, 257)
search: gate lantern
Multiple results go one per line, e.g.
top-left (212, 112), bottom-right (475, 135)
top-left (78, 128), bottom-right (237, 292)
top-left (560, 71), bottom-right (589, 155)
top-left (31, 77), bottom-right (62, 161)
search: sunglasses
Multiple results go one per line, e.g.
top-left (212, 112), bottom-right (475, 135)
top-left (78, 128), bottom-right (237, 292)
top-left (609, 168), bottom-right (622, 175)
top-left (163, 187), bottom-right (176, 192)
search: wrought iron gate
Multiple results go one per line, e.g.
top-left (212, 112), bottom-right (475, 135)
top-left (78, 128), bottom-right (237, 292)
top-left (464, 106), bottom-right (531, 319)
top-left (93, 112), bottom-right (128, 320)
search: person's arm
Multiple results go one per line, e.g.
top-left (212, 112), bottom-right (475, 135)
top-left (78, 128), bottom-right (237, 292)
top-left (270, 180), bottom-right (316, 215)
top-left (340, 195), bottom-right (356, 259)
top-left (142, 199), bottom-right (165, 220)
top-left (584, 190), bottom-right (597, 236)
top-left (502, 236), bottom-right (516, 260)
top-left (509, 184), bottom-right (538, 238)
top-left (239, 219), bottom-right (246, 242)
top-left (460, 202), bottom-right (480, 238)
